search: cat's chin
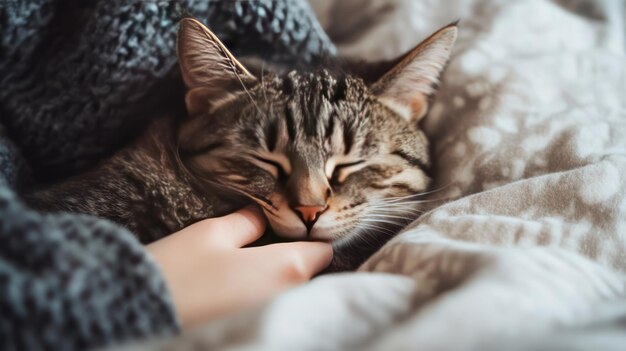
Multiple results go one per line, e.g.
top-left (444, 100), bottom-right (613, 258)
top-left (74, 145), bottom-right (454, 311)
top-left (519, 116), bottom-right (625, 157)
top-left (308, 226), bottom-right (337, 242)
top-left (268, 222), bottom-right (338, 242)
top-left (268, 221), bottom-right (308, 239)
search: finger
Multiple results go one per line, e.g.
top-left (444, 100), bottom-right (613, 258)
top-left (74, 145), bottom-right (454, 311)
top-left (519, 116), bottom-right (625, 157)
top-left (262, 241), bottom-right (334, 281)
top-left (186, 205), bottom-right (266, 247)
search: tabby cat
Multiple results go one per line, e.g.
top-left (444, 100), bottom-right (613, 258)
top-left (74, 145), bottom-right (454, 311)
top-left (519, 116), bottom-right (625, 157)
top-left (28, 18), bottom-right (457, 271)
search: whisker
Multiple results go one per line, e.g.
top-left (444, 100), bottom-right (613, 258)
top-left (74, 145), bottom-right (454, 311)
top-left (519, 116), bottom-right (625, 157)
top-left (227, 54), bottom-right (265, 119)
top-left (363, 214), bottom-right (416, 222)
top-left (365, 206), bottom-right (422, 216)
top-left (377, 196), bottom-right (444, 205)
top-left (361, 218), bottom-right (402, 227)
top-left (188, 172), bottom-right (279, 212)
top-left (370, 203), bottom-right (422, 212)
top-left (356, 223), bottom-right (397, 237)
top-left (375, 182), bottom-right (453, 204)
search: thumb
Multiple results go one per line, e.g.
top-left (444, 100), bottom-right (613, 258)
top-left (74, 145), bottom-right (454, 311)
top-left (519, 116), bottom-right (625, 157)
top-left (184, 205), bottom-right (266, 247)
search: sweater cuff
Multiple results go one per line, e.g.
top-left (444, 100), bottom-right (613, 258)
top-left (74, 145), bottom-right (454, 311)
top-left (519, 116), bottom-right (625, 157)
top-left (0, 188), bottom-right (180, 350)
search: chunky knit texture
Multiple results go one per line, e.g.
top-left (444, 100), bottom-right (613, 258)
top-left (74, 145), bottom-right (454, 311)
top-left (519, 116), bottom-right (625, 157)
top-left (0, 1), bottom-right (335, 350)
top-left (0, 0), bottom-right (335, 179)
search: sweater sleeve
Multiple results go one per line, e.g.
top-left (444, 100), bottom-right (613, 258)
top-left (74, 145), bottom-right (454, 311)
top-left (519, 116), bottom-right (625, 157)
top-left (0, 128), bottom-right (179, 351)
top-left (0, 186), bottom-right (180, 350)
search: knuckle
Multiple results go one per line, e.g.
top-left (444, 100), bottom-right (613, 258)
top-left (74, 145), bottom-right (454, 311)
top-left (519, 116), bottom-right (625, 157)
top-left (281, 252), bottom-right (309, 282)
top-left (194, 218), bottom-right (226, 246)
top-left (202, 218), bottom-right (224, 233)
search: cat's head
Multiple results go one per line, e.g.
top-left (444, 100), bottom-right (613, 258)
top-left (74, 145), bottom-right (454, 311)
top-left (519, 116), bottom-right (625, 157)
top-left (176, 18), bottom-right (456, 245)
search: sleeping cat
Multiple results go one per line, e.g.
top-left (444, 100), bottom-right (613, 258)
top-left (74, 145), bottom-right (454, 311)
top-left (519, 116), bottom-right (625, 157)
top-left (27, 18), bottom-right (457, 271)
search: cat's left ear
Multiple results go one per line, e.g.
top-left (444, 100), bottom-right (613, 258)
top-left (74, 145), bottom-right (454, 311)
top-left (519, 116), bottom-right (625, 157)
top-left (177, 18), bottom-right (257, 115)
top-left (371, 23), bottom-right (458, 123)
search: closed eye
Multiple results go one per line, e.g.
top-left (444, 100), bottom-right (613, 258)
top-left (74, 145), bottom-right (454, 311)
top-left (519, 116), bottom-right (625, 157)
top-left (330, 160), bottom-right (365, 183)
top-left (251, 155), bottom-right (288, 179)
top-left (180, 142), bottom-right (224, 158)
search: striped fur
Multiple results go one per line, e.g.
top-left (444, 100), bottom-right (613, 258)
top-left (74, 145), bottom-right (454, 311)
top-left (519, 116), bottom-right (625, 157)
top-left (179, 68), bottom-right (433, 243)
top-left (175, 19), bottom-right (458, 270)
top-left (29, 19), bottom-right (456, 271)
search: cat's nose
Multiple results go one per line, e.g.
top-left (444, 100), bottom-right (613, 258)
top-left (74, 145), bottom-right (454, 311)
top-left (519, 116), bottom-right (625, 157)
top-left (294, 205), bottom-right (327, 229)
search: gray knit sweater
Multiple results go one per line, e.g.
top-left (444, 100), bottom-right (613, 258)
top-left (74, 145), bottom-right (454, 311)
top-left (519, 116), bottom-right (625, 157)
top-left (0, 1), bottom-right (334, 350)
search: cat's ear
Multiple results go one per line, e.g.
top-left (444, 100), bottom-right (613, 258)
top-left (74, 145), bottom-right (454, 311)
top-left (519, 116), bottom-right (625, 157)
top-left (177, 18), bottom-right (257, 115)
top-left (371, 23), bottom-right (457, 123)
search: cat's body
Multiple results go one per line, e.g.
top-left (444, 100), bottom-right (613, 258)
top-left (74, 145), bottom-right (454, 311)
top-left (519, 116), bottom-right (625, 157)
top-left (28, 117), bottom-right (243, 243)
top-left (28, 19), bottom-right (458, 271)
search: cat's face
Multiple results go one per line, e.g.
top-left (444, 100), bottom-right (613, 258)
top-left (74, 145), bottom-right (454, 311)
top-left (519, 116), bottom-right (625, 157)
top-left (176, 18), bottom-right (457, 245)
top-left (179, 70), bottom-right (431, 243)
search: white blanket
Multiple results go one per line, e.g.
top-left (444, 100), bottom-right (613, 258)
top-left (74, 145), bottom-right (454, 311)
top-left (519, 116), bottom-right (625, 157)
top-left (123, 1), bottom-right (626, 349)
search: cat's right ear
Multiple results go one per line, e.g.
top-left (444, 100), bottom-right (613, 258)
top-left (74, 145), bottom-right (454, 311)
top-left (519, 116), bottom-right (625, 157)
top-left (177, 18), bottom-right (257, 116)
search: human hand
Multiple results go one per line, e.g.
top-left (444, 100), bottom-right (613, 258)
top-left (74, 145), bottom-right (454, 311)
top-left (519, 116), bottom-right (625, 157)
top-left (147, 206), bottom-right (333, 328)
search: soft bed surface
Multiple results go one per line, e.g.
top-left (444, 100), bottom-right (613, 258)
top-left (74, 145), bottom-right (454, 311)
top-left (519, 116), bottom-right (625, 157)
top-left (122, 1), bottom-right (626, 350)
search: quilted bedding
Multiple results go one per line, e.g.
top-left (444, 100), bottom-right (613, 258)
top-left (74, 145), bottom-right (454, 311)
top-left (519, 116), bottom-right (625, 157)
top-left (124, 0), bottom-right (626, 350)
